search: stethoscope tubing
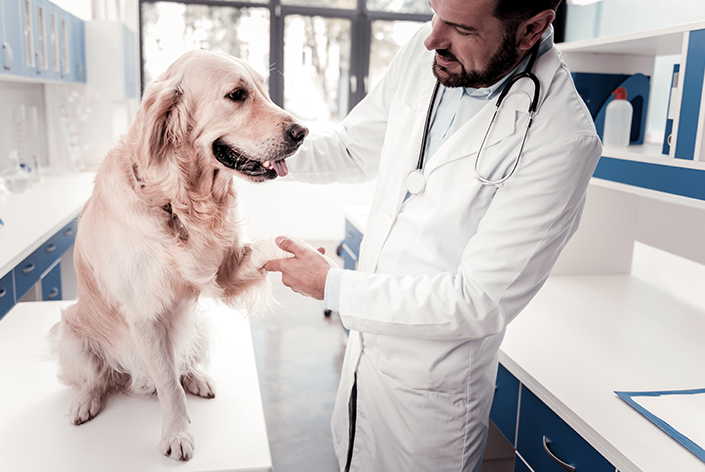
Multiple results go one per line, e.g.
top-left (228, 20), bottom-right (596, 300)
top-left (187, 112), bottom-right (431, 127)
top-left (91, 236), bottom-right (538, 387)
top-left (406, 41), bottom-right (541, 194)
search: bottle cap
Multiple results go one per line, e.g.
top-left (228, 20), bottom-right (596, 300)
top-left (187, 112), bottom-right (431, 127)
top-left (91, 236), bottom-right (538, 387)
top-left (612, 86), bottom-right (628, 100)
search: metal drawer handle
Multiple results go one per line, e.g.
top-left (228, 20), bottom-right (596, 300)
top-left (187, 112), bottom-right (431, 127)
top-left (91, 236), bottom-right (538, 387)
top-left (46, 244), bottom-right (57, 253)
top-left (0, 288), bottom-right (5, 299)
top-left (64, 228), bottom-right (74, 236)
top-left (23, 263), bottom-right (35, 275)
top-left (47, 288), bottom-right (59, 300)
top-left (543, 435), bottom-right (576, 472)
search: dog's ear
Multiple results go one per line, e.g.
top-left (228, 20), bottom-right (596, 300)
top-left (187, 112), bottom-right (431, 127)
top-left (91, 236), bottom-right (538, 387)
top-left (138, 75), bottom-right (190, 168)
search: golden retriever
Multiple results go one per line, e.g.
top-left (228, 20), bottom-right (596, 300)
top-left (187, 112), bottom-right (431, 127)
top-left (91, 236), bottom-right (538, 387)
top-left (50, 50), bottom-right (307, 461)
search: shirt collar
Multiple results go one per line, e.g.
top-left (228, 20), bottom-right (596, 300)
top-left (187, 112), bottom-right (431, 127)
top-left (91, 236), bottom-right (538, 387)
top-left (460, 24), bottom-right (554, 100)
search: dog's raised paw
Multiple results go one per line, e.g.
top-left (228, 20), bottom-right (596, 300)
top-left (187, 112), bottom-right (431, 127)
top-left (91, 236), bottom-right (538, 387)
top-left (182, 371), bottom-right (215, 399)
top-left (160, 430), bottom-right (195, 461)
top-left (69, 391), bottom-right (102, 425)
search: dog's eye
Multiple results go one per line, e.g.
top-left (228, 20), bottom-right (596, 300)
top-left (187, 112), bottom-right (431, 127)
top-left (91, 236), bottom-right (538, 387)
top-left (227, 89), bottom-right (247, 102)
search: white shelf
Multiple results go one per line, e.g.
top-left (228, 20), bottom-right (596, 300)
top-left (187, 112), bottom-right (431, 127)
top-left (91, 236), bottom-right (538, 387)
top-left (558, 20), bottom-right (705, 56)
top-left (602, 143), bottom-right (705, 169)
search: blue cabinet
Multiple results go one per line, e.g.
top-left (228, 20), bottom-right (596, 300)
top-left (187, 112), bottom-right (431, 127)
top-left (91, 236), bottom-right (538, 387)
top-left (340, 220), bottom-right (363, 270)
top-left (489, 364), bottom-right (617, 472)
top-left (0, 0), bottom-right (83, 82)
top-left (1, 0), bottom-right (25, 76)
top-left (12, 217), bottom-right (77, 303)
top-left (72, 12), bottom-right (85, 82)
top-left (490, 363), bottom-right (520, 444)
top-left (517, 387), bottom-right (615, 472)
top-left (0, 272), bottom-right (15, 320)
top-left (41, 262), bottom-right (61, 301)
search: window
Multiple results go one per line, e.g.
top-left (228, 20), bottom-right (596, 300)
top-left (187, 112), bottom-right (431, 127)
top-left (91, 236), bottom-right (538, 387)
top-left (139, 0), bottom-right (432, 123)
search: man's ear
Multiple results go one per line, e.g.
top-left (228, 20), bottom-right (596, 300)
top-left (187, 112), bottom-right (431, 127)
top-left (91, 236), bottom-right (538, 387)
top-left (516, 10), bottom-right (555, 52)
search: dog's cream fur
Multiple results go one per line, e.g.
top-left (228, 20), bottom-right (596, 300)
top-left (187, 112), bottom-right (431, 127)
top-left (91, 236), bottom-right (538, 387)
top-left (51, 50), bottom-right (307, 461)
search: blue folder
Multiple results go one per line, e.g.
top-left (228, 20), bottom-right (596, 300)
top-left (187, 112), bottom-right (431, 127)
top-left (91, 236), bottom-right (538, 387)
top-left (615, 388), bottom-right (705, 463)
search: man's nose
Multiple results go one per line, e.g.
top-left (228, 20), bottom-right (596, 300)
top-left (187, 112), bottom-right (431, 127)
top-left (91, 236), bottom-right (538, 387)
top-left (423, 15), bottom-right (449, 51)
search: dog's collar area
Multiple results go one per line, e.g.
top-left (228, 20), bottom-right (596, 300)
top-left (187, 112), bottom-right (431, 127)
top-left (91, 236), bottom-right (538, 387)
top-left (212, 139), bottom-right (278, 180)
top-left (162, 202), bottom-right (189, 242)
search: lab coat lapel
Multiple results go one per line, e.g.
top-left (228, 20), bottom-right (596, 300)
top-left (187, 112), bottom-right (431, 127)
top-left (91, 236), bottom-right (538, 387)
top-left (422, 93), bottom-right (515, 177)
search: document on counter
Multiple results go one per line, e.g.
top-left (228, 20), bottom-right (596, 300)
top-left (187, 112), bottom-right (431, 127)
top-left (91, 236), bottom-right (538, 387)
top-left (616, 388), bottom-right (705, 463)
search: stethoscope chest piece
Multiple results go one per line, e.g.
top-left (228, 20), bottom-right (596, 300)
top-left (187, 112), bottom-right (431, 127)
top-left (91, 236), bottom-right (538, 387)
top-left (406, 169), bottom-right (425, 195)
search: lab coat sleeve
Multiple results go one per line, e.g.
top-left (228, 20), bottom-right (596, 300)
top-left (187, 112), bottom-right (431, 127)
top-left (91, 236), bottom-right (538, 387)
top-left (336, 134), bottom-right (602, 341)
top-left (284, 24), bottom-right (427, 185)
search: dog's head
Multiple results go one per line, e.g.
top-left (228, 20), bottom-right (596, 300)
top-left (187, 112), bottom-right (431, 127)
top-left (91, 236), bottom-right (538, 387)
top-left (137, 50), bottom-right (307, 184)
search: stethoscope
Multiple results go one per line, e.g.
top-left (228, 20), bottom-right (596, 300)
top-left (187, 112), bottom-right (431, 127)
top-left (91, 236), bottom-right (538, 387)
top-left (405, 42), bottom-right (541, 195)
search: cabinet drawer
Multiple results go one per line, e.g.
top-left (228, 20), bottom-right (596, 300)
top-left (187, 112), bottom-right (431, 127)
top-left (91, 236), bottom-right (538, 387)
top-left (343, 220), bottom-right (363, 260)
top-left (0, 272), bottom-right (15, 320)
top-left (490, 363), bottom-right (520, 445)
top-left (514, 454), bottom-right (532, 472)
top-left (13, 218), bottom-right (76, 299)
top-left (51, 217), bottom-right (79, 256)
top-left (517, 387), bottom-right (615, 472)
top-left (41, 262), bottom-right (62, 301)
top-left (517, 387), bottom-right (614, 472)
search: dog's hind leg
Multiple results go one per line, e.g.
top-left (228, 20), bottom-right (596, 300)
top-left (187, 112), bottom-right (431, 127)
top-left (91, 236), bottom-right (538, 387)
top-left (52, 314), bottom-right (113, 425)
top-left (130, 315), bottom-right (195, 461)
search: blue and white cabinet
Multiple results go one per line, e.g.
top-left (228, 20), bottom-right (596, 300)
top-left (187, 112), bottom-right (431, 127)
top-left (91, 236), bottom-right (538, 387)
top-left (559, 21), bottom-right (705, 201)
top-left (0, 0), bottom-right (84, 83)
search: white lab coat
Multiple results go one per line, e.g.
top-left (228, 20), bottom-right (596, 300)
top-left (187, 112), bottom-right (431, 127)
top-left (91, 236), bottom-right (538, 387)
top-left (287, 23), bottom-right (602, 472)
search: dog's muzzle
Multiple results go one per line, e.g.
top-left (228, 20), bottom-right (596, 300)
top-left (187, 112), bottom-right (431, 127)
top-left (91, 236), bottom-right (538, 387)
top-left (212, 123), bottom-right (308, 180)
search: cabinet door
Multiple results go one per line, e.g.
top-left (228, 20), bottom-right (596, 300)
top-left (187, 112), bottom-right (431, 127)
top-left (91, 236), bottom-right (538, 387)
top-left (0, 271), bottom-right (15, 320)
top-left (2, 0), bottom-right (26, 76)
top-left (69, 12), bottom-right (84, 83)
top-left (57, 9), bottom-right (70, 80)
top-left (33, 0), bottom-right (51, 80)
top-left (46, 0), bottom-right (60, 80)
top-left (490, 363), bottom-right (520, 445)
top-left (517, 387), bottom-right (615, 472)
top-left (41, 262), bottom-right (61, 301)
top-left (20, 0), bottom-right (39, 77)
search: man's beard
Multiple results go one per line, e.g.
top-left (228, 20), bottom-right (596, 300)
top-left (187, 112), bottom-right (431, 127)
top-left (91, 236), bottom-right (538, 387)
top-left (432, 30), bottom-right (520, 88)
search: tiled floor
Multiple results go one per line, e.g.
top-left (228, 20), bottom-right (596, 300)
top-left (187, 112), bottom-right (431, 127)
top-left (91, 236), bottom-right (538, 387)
top-left (250, 241), bottom-right (514, 472)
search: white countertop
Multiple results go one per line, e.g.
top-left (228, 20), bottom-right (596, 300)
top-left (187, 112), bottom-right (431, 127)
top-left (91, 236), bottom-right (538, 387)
top-left (502, 243), bottom-right (705, 472)
top-left (0, 172), bottom-right (95, 277)
top-left (0, 300), bottom-right (272, 472)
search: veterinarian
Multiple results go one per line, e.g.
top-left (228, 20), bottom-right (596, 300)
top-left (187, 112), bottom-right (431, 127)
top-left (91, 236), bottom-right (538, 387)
top-left (265, 0), bottom-right (602, 470)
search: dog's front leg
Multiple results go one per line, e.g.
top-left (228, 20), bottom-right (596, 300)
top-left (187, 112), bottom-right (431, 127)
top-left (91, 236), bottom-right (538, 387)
top-left (131, 316), bottom-right (194, 461)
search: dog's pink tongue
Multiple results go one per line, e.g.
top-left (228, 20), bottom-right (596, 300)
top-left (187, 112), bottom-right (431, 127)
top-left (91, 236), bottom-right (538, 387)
top-left (273, 159), bottom-right (289, 177)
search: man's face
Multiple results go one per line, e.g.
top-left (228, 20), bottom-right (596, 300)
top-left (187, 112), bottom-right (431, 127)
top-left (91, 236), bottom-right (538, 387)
top-left (424, 0), bottom-right (521, 89)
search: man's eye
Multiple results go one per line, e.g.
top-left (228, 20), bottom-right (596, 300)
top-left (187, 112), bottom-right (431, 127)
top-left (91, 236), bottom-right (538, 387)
top-left (227, 89), bottom-right (247, 102)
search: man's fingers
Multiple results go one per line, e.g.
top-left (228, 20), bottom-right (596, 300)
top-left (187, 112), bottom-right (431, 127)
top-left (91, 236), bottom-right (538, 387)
top-left (275, 236), bottom-right (302, 255)
top-left (264, 259), bottom-right (283, 272)
top-left (317, 247), bottom-right (326, 255)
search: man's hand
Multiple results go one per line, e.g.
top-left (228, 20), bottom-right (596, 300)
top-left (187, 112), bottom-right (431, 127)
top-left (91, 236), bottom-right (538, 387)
top-left (264, 236), bottom-right (331, 300)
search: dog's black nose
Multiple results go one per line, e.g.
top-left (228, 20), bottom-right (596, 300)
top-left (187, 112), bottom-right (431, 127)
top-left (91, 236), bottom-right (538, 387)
top-left (287, 123), bottom-right (308, 145)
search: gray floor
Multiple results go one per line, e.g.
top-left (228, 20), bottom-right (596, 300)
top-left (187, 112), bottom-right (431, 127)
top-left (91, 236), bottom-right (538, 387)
top-left (250, 240), bottom-right (514, 472)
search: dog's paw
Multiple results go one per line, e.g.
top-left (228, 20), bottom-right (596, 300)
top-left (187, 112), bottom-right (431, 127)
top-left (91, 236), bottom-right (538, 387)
top-left (69, 391), bottom-right (102, 425)
top-left (160, 429), bottom-right (195, 461)
top-left (182, 371), bottom-right (215, 399)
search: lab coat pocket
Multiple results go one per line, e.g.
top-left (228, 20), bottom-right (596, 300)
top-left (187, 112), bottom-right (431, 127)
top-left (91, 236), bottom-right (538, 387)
top-left (380, 95), bottom-right (424, 189)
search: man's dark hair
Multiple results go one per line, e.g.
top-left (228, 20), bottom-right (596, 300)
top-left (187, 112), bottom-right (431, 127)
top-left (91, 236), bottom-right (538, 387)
top-left (493, 0), bottom-right (563, 31)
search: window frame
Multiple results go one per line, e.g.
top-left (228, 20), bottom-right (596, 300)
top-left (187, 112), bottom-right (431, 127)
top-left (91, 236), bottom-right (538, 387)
top-left (138, 0), bottom-right (432, 112)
